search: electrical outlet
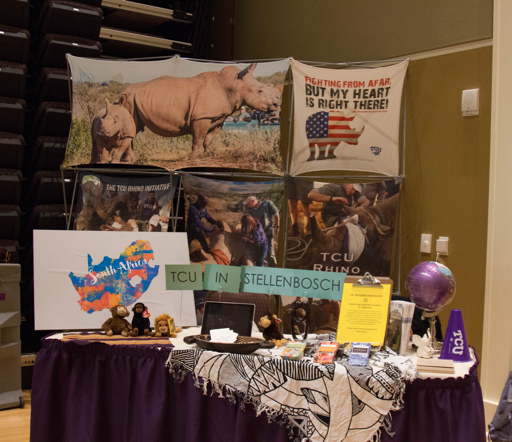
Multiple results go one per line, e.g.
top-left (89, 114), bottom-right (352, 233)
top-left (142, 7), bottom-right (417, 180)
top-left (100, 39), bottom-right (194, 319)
top-left (21, 354), bottom-right (36, 366)
top-left (436, 237), bottom-right (449, 255)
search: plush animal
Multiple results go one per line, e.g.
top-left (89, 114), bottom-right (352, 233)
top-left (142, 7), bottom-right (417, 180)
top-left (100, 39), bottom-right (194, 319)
top-left (258, 313), bottom-right (287, 347)
top-left (148, 314), bottom-right (182, 338)
top-left (129, 302), bottom-right (151, 337)
top-left (101, 304), bottom-right (132, 336)
top-left (413, 331), bottom-right (435, 359)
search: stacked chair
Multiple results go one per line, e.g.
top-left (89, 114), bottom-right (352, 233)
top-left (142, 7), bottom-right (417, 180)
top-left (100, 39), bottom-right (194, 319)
top-left (0, 1), bottom-right (29, 267)
top-left (4, 0), bottom-right (102, 355)
top-left (98, 0), bottom-right (203, 58)
top-left (0, 0), bottom-right (29, 397)
top-left (2, 0), bottom-right (215, 359)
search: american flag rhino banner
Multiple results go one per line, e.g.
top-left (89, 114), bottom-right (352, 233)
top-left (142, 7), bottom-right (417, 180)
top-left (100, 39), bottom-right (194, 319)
top-left (289, 59), bottom-right (408, 176)
top-left (63, 55), bottom-right (289, 173)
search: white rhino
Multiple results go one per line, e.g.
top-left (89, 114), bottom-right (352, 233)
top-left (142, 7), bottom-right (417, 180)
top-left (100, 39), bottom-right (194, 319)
top-left (90, 98), bottom-right (136, 164)
top-left (197, 221), bottom-right (256, 269)
top-left (117, 63), bottom-right (283, 155)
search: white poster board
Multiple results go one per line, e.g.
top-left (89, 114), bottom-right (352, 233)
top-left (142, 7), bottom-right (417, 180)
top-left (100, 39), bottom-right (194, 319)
top-left (34, 230), bottom-right (196, 330)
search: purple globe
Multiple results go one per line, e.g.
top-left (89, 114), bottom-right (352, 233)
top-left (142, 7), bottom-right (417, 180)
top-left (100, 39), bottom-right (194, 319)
top-left (405, 261), bottom-right (456, 312)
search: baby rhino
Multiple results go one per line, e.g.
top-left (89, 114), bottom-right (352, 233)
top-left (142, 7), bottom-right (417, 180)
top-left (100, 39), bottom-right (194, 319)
top-left (90, 98), bottom-right (136, 164)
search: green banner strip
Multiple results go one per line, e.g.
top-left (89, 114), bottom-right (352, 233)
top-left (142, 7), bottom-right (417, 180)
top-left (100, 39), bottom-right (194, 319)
top-left (166, 263), bottom-right (346, 298)
top-left (241, 266), bottom-right (346, 300)
top-left (241, 266), bottom-right (294, 296)
top-left (203, 263), bottom-right (241, 293)
top-left (165, 264), bottom-right (203, 290)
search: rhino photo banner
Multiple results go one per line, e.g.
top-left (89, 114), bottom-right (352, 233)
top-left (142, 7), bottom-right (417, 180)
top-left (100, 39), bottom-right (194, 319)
top-left (182, 174), bottom-right (284, 270)
top-left (289, 59), bottom-right (408, 176)
top-left (64, 55), bottom-right (289, 173)
top-left (282, 177), bottom-right (401, 334)
top-left (285, 176), bottom-right (401, 276)
top-left (75, 172), bottom-right (178, 232)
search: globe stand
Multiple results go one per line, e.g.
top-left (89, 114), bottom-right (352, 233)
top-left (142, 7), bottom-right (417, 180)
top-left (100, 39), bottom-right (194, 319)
top-left (421, 310), bottom-right (443, 351)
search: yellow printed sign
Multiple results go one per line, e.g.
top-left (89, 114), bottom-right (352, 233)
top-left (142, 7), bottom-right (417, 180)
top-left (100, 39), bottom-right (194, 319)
top-left (336, 283), bottom-right (392, 346)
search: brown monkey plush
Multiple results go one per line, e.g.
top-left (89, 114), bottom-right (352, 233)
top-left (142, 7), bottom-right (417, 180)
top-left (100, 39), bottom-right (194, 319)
top-left (101, 304), bottom-right (132, 336)
top-left (258, 313), bottom-right (287, 347)
top-left (148, 314), bottom-right (181, 338)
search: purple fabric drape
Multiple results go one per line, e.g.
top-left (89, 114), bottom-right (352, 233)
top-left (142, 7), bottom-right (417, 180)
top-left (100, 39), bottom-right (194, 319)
top-left (31, 338), bottom-right (485, 442)
top-left (31, 339), bottom-right (295, 442)
top-left (382, 350), bottom-right (486, 442)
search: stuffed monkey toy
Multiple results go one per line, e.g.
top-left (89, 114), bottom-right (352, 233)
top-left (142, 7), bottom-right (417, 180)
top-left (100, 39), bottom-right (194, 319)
top-left (101, 304), bottom-right (132, 336)
top-left (129, 302), bottom-right (151, 337)
top-left (258, 313), bottom-right (287, 347)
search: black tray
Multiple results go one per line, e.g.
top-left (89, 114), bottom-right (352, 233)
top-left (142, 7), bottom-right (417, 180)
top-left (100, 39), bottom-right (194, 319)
top-left (190, 335), bottom-right (275, 355)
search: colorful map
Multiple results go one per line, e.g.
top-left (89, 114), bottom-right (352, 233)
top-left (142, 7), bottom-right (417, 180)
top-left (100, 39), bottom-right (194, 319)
top-left (69, 240), bottom-right (159, 313)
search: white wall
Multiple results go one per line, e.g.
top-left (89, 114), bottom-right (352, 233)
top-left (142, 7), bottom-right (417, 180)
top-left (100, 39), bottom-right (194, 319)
top-left (481, 0), bottom-right (512, 424)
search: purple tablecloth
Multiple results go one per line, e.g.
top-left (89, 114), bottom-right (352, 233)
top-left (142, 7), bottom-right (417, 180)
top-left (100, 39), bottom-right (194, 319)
top-left (31, 339), bottom-right (296, 442)
top-left (381, 352), bottom-right (486, 442)
top-left (31, 338), bottom-right (485, 442)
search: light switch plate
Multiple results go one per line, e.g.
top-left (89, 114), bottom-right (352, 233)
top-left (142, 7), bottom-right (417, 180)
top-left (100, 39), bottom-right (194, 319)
top-left (462, 89), bottom-right (479, 117)
top-left (420, 234), bottom-right (432, 253)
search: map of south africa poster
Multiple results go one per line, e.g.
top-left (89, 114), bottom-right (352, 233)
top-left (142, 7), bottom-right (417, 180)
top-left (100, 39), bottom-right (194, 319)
top-left (34, 231), bottom-right (196, 330)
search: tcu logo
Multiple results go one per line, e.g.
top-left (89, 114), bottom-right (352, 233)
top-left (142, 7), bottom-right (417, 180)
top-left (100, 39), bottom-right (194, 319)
top-left (370, 146), bottom-right (382, 156)
top-left (451, 330), bottom-right (465, 355)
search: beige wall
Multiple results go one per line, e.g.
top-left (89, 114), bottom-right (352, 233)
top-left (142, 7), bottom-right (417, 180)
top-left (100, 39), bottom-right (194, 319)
top-left (398, 47), bottom-right (492, 363)
top-left (231, 0), bottom-right (492, 62)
